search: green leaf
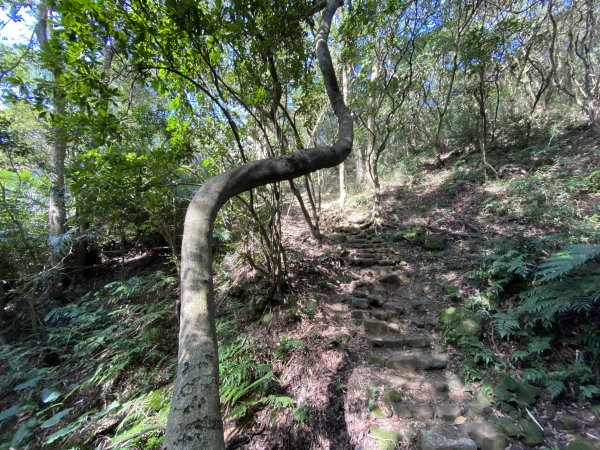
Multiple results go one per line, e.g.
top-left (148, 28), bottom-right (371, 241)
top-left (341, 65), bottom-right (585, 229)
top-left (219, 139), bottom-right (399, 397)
top-left (40, 388), bottom-right (62, 403)
top-left (45, 422), bottom-right (80, 444)
top-left (12, 418), bottom-right (37, 446)
top-left (0, 405), bottom-right (20, 422)
top-left (14, 376), bottom-right (43, 391)
top-left (40, 407), bottom-right (73, 429)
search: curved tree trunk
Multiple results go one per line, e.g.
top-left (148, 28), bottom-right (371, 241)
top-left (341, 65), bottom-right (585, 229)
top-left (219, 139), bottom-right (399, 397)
top-left (164, 1), bottom-right (352, 448)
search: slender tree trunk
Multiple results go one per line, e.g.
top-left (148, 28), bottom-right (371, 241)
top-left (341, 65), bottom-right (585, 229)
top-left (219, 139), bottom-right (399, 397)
top-left (164, 1), bottom-right (352, 447)
top-left (339, 64), bottom-right (349, 207)
top-left (339, 162), bottom-right (346, 206)
top-left (356, 148), bottom-right (364, 183)
top-left (36, 2), bottom-right (67, 270)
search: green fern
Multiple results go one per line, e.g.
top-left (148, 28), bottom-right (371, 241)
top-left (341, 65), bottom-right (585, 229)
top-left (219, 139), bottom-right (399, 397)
top-left (521, 265), bottom-right (600, 327)
top-left (535, 244), bottom-right (600, 283)
top-left (527, 337), bottom-right (552, 355)
top-left (491, 308), bottom-right (520, 338)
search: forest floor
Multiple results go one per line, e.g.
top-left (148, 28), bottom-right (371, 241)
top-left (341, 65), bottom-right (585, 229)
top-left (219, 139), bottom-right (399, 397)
top-left (1, 127), bottom-right (599, 449)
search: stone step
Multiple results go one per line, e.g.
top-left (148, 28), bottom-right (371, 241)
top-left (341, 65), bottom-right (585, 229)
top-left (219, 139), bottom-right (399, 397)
top-left (419, 426), bottom-right (477, 450)
top-left (343, 257), bottom-right (378, 266)
top-left (368, 352), bottom-right (448, 371)
top-left (382, 302), bottom-right (405, 314)
top-left (363, 319), bottom-right (403, 333)
top-left (375, 373), bottom-right (448, 393)
top-left (333, 226), bottom-right (361, 234)
top-left (367, 335), bottom-right (429, 349)
top-left (348, 252), bottom-right (382, 260)
top-left (366, 310), bottom-right (392, 321)
top-left (345, 238), bottom-right (373, 245)
top-left (350, 293), bottom-right (384, 307)
top-left (346, 242), bottom-right (392, 251)
top-left (390, 402), bottom-right (462, 421)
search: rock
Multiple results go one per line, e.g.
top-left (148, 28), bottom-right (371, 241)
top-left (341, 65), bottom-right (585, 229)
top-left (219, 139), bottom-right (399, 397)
top-left (420, 355), bottom-right (448, 370)
top-left (367, 295), bottom-right (385, 308)
top-left (345, 257), bottom-right (378, 266)
top-left (370, 310), bottom-right (391, 320)
top-left (558, 415), bottom-right (582, 432)
top-left (465, 401), bottom-right (492, 418)
top-left (385, 353), bottom-right (448, 371)
top-left (386, 355), bottom-right (420, 371)
top-left (368, 354), bottom-right (387, 367)
top-left (411, 404), bottom-right (434, 419)
top-left (463, 421), bottom-right (508, 450)
top-left (434, 403), bottom-right (462, 420)
top-left (423, 234), bottom-right (446, 251)
top-left (383, 302), bottom-right (405, 314)
top-left (370, 405), bottom-right (391, 418)
top-left (386, 354), bottom-right (448, 372)
top-left (423, 379), bottom-right (448, 393)
top-left (351, 310), bottom-right (366, 319)
top-left (378, 272), bottom-right (401, 284)
top-left (419, 428), bottom-right (477, 450)
top-left (393, 403), bottom-right (413, 418)
top-left (331, 233), bottom-right (347, 242)
top-left (367, 335), bottom-right (429, 349)
top-left (497, 373), bottom-right (539, 405)
top-left (412, 318), bottom-right (426, 328)
top-left (383, 389), bottom-right (403, 404)
top-left (363, 319), bottom-right (400, 333)
top-left (567, 438), bottom-right (600, 450)
top-left (518, 419), bottom-right (543, 446)
top-left (439, 306), bottom-right (482, 337)
top-left (370, 426), bottom-right (402, 450)
top-left (351, 297), bottom-right (370, 309)
top-left (447, 375), bottom-right (465, 394)
top-left (489, 417), bottom-right (521, 439)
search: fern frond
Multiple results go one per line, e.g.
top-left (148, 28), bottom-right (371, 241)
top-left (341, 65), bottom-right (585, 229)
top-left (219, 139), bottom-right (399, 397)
top-left (491, 308), bottom-right (520, 339)
top-left (527, 337), bottom-right (552, 354)
top-left (535, 244), bottom-right (600, 283)
top-left (545, 379), bottom-right (564, 399)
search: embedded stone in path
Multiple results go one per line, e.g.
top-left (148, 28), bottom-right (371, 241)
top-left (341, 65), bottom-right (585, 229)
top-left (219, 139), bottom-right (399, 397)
top-left (367, 335), bottom-right (429, 349)
top-left (412, 404), bottom-right (435, 419)
top-left (351, 310), bottom-right (366, 319)
top-left (369, 310), bottom-right (391, 321)
top-left (345, 257), bottom-right (378, 267)
top-left (386, 353), bottom-right (448, 371)
top-left (351, 297), bottom-right (370, 309)
top-left (463, 421), bottom-right (508, 450)
top-left (330, 233), bottom-right (347, 242)
top-left (419, 427), bottom-right (477, 450)
top-left (363, 319), bottom-right (402, 333)
top-left (370, 426), bottom-right (402, 450)
top-left (464, 401), bottom-right (492, 418)
top-left (434, 403), bottom-right (463, 421)
top-left (382, 302), bottom-right (405, 314)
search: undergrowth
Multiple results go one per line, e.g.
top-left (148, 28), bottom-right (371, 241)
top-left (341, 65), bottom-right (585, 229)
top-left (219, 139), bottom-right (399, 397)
top-left (0, 268), bottom-right (307, 448)
top-left (445, 241), bottom-right (600, 409)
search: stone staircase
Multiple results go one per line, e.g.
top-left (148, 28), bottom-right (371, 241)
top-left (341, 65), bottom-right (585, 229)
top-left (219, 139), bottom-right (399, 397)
top-left (331, 225), bottom-right (509, 450)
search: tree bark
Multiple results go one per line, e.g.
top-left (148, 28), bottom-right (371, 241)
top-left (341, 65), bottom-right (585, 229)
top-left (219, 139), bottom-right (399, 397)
top-left (36, 1), bottom-right (67, 269)
top-left (164, 1), bottom-right (352, 448)
top-left (339, 64), bottom-right (349, 207)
